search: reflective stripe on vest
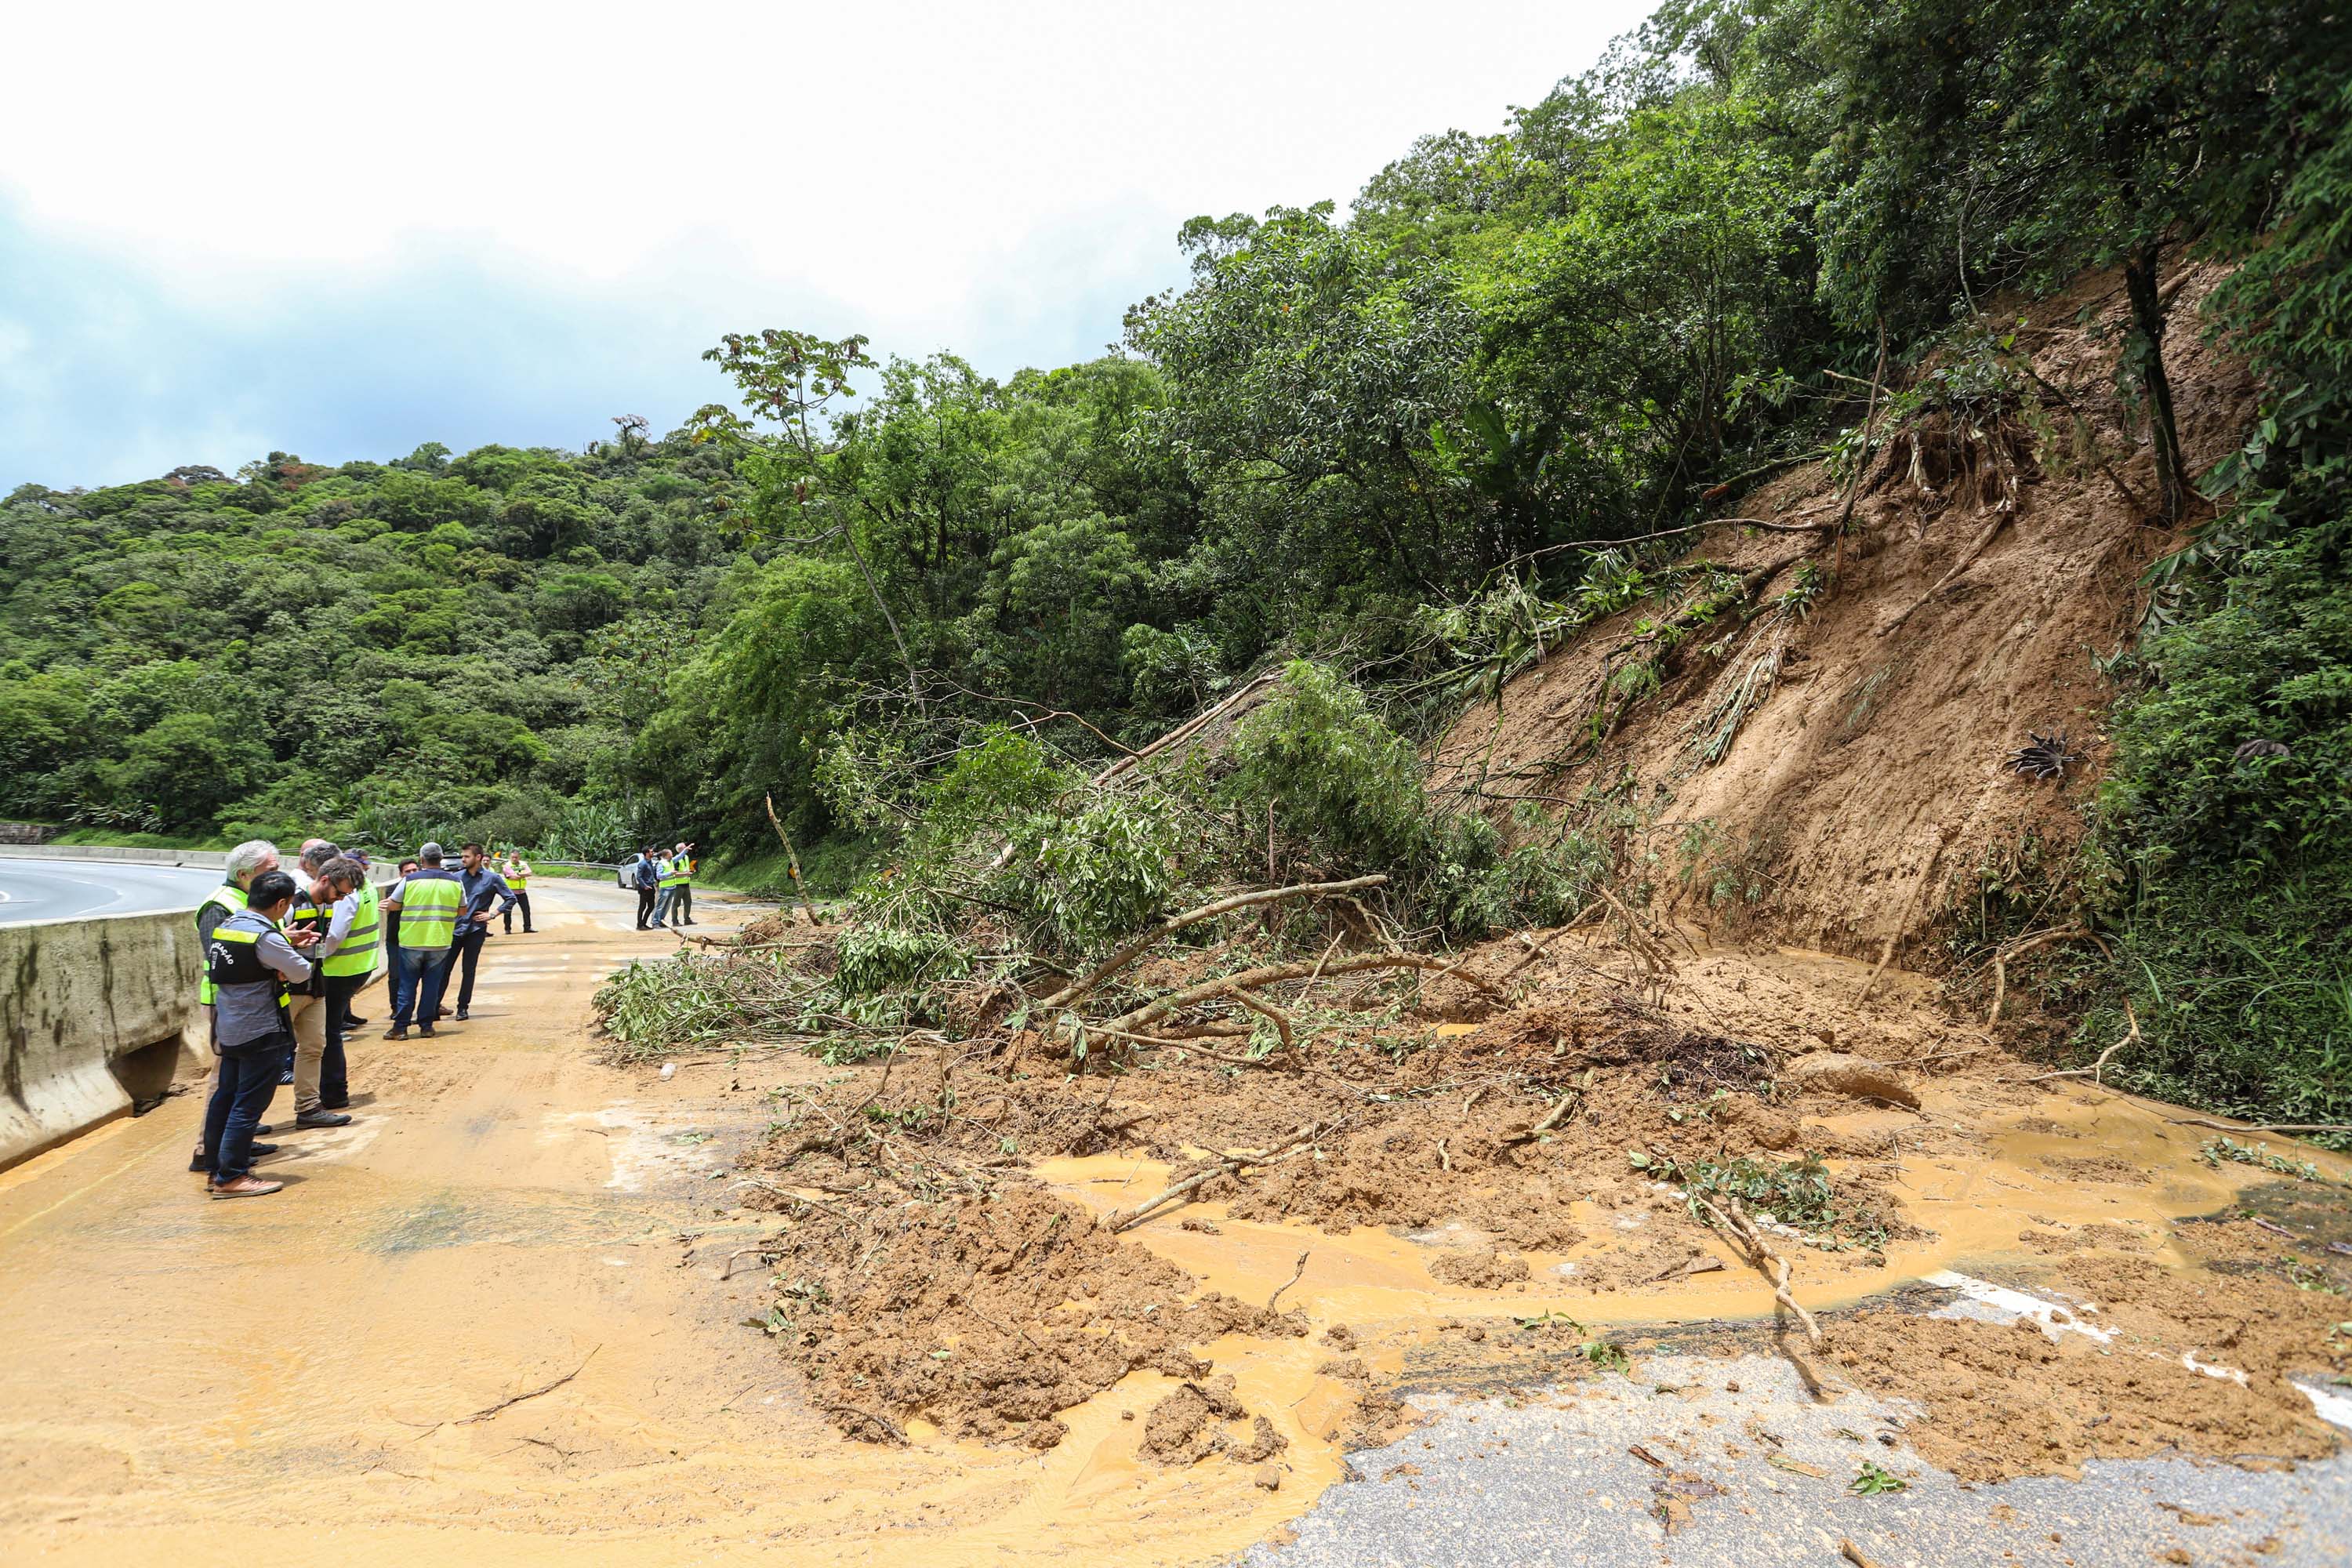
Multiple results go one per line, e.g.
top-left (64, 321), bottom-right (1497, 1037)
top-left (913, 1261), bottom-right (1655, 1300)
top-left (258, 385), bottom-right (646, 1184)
top-left (321, 882), bottom-right (381, 978)
top-left (396, 872), bottom-right (464, 951)
top-left (205, 916), bottom-right (291, 1019)
top-left (196, 884), bottom-right (249, 1004)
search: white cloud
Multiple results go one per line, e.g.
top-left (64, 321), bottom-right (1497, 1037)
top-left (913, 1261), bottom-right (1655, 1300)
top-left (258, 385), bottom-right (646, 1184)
top-left (0, 0), bottom-right (1652, 485)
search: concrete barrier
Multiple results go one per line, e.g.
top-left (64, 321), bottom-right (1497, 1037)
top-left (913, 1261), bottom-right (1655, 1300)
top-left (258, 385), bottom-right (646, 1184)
top-left (0, 851), bottom-right (401, 1171)
top-left (0, 844), bottom-right (233, 869)
top-left (1, 908), bottom-right (201, 1170)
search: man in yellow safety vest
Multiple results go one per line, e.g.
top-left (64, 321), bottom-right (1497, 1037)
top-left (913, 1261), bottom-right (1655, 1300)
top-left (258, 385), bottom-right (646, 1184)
top-left (499, 849), bottom-right (535, 934)
top-left (657, 840), bottom-right (697, 927)
top-left (380, 843), bottom-right (466, 1040)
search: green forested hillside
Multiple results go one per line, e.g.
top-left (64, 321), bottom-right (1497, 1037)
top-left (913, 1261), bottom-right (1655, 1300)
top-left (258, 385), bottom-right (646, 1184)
top-left (6, 0), bottom-right (2348, 1120)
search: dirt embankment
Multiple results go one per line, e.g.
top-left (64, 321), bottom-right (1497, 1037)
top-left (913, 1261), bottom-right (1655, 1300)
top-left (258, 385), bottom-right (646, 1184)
top-left (1430, 261), bottom-right (2259, 965)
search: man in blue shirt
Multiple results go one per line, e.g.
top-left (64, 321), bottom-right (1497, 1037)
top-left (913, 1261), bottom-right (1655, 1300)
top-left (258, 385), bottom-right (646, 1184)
top-left (448, 841), bottom-right (518, 1023)
top-left (632, 845), bottom-right (660, 930)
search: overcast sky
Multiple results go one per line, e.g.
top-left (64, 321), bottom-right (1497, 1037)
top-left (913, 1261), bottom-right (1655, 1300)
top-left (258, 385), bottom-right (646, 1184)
top-left (1, 1), bottom-right (1652, 491)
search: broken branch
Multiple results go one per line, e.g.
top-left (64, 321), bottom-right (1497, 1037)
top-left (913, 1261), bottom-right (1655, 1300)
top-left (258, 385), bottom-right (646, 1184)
top-left (1043, 875), bottom-right (1392, 1011)
top-left (1105, 953), bottom-right (1497, 1038)
top-left (1267, 1249), bottom-right (1311, 1311)
top-left (1103, 1122), bottom-right (1330, 1232)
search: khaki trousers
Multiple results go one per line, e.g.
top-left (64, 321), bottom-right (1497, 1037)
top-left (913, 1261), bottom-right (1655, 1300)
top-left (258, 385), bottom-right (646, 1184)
top-left (289, 993), bottom-right (329, 1114)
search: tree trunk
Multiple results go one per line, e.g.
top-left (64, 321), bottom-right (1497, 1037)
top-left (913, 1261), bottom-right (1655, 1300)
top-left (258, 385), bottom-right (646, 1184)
top-left (2122, 241), bottom-right (2186, 521)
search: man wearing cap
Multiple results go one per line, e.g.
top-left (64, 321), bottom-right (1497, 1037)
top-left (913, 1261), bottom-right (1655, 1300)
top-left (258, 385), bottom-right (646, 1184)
top-left (663, 841), bottom-right (698, 927)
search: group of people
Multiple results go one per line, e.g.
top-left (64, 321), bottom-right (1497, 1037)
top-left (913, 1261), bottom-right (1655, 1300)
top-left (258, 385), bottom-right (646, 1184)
top-left (192, 838), bottom-right (534, 1200)
top-left (622, 842), bottom-right (699, 931)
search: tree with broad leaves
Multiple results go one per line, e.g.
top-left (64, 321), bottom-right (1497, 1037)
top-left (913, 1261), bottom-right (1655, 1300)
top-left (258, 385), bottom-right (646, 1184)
top-left (689, 329), bottom-right (919, 700)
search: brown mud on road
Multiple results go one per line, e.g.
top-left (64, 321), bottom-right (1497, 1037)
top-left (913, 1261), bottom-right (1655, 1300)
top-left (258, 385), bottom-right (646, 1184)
top-left (0, 881), bottom-right (1329, 1566)
top-left (5, 891), bottom-right (2348, 1566)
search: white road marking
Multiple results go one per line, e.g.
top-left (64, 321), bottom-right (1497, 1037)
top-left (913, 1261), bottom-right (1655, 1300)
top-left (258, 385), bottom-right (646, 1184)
top-left (1922, 1269), bottom-right (2114, 1341)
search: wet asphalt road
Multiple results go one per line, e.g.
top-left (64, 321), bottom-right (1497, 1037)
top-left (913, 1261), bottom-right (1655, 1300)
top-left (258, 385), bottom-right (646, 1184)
top-left (0, 858), bottom-right (220, 925)
top-left (1239, 1350), bottom-right (2352, 1568)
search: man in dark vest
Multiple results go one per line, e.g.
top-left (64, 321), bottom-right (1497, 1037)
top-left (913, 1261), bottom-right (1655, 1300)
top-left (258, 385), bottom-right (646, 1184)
top-left (198, 870), bottom-right (318, 1198)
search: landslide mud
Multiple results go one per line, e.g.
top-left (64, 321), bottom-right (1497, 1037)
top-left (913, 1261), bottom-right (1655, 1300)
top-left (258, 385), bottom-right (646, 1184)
top-left (732, 927), bottom-right (2350, 1496)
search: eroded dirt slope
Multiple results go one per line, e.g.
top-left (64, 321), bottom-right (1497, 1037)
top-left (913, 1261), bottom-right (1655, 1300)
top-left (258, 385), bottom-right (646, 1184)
top-left (1430, 262), bottom-right (2258, 963)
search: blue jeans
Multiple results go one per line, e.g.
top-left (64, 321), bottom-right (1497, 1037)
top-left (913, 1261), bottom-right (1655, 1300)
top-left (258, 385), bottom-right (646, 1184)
top-left (652, 887), bottom-right (676, 925)
top-left (201, 1043), bottom-right (284, 1181)
top-left (390, 946), bottom-right (452, 1029)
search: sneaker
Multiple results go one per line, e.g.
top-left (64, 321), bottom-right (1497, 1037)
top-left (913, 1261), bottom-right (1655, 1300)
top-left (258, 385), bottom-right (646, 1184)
top-left (295, 1109), bottom-right (353, 1129)
top-left (249, 1142), bottom-right (280, 1157)
top-left (454, 1008), bottom-right (470, 1022)
top-left (278, 1065), bottom-right (295, 1086)
top-left (189, 1150), bottom-right (211, 1173)
top-left (209, 1175), bottom-right (283, 1200)
top-left (383, 1027), bottom-right (408, 1041)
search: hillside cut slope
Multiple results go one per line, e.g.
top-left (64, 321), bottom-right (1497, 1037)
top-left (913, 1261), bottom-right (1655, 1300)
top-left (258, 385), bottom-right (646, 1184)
top-left (1432, 263), bottom-right (2257, 964)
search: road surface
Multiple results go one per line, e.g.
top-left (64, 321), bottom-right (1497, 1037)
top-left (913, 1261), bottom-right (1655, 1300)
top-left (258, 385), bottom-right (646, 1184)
top-left (0, 858), bottom-right (221, 925)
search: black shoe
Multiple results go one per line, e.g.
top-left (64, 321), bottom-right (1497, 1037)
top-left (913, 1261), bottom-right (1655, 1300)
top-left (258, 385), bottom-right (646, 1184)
top-left (523, 928), bottom-right (535, 934)
top-left (295, 1109), bottom-right (353, 1129)
top-left (257, 1123), bottom-right (274, 1135)
top-left (249, 1142), bottom-right (280, 1156)
top-left (190, 1150), bottom-right (210, 1173)
top-left (455, 1008), bottom-right (470, 1022)
top-left (345, 1014), bottom-right (368, 1028)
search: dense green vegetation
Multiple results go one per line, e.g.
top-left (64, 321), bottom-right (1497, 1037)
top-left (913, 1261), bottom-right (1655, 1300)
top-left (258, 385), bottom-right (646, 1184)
top-left (6, 1), bottom-right (2347, 1126)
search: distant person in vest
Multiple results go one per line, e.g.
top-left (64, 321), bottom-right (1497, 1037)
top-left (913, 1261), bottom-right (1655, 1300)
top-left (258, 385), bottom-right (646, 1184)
top-left (652, 841), bottom-right (691, 929)
top-left (449, 843), bottom-right (517, 1022)
top-left (280, 844), bottom-right (361, 1128)
top-left (663, 841), bottom-right (698, 927)
top-left (632, 844), bottom-right (661, 930)
top-left (499, 848), bottom-right (535, 934)
top-left (381, 843), bottom-right (466, 1040)
top-left (198, 869), bottom-right (318, 1199)
top-left (189, 839), bottom-right (286, 1174)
